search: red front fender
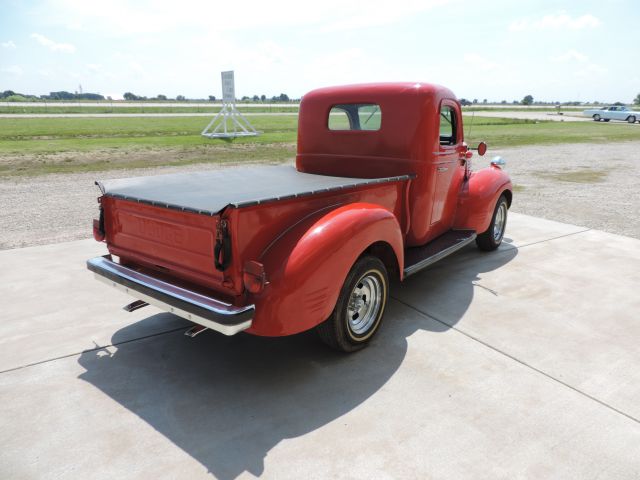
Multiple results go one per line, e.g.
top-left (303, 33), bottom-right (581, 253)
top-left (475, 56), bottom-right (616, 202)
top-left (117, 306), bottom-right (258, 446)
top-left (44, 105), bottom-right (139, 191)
top-left (246, 203), bottom-right (404, 337)
top-left (454, 166), bottom-right (512, 233)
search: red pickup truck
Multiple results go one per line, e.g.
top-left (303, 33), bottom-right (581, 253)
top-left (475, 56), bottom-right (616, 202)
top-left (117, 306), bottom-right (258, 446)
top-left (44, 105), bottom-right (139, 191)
top-left (87, 83), bottom-right (512, 352)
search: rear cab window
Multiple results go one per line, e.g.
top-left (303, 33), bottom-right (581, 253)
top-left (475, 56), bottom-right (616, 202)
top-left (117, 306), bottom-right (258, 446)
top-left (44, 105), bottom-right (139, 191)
top-left (328, 104), bottom-right (381, 131)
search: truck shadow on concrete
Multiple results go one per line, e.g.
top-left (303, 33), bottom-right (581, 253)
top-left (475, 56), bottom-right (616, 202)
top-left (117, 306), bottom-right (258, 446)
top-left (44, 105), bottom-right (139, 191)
top-left (78, 244), bottom-right (517, 479)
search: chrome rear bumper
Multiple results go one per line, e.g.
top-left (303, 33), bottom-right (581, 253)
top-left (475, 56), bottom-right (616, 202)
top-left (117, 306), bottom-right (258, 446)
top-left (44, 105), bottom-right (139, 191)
top-left (87, 255), bottom-right (253, 336)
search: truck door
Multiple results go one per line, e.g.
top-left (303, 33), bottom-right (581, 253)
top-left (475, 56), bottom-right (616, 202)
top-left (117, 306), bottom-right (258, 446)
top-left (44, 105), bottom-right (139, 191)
top-left (430, 101), bottom-right (466, 231)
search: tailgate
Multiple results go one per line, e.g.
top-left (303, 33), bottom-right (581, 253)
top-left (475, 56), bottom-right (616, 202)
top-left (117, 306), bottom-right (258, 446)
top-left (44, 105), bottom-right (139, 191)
top-left (102, 196), bottom-right (228, 291)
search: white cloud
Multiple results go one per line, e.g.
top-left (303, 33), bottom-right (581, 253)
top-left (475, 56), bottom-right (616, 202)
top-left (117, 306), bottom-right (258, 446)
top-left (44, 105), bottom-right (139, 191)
top-left (86, 63), bottom-right (102, 72)
top-left (37, 0), bottom-right (451, 35)
top-left (321, 0), bottom-right (450, 32)
top-left (2, 65), bottom-right (23, 75)
top-left (463, 53), bottom-right (500, 71)
top-left (30, 33), bottom-right (76, 52)
top-left (575, 63), bottom-right (608, 77)
top-left (551, 49), bottom-right (588, 63)
top-left (509, 13), bottom-right (601, 31)
top-left (1, 40), bottom-right (16, 49)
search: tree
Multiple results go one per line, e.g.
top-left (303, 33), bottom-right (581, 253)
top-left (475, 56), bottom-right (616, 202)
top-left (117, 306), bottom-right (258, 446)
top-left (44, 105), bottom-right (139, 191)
top-left (50, 91), bottom-right (75, 100)
top-left (483, 99), bottom-right (487, 104)
top-left (176, 95), bottom-right (186, 101)
top-left (156, 94), bottom-right (167, 101)
top-left (459, 98), bottom-right (471, 106)
top-left (260, 94), bottom-right (266, 102)
top-left (521, 95), bottom-right (534, 105)
top-left (208, 95), bottom-right (216, 102)
top-left (123, 92), bottom-right (138, 101)
top-left (252, 95), bottom-right (260, 101)
top-left (278, 93), bottom-right (290, 102)
top-left (634, 93), bottom-right (640, 105)
top-left (472, 98), bottom-right (478, 104)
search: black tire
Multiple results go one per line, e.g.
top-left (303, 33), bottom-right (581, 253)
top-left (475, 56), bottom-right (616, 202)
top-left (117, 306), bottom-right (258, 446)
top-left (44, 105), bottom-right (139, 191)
top-left (628, 116), bottom-right (636, 124)
top-left (476, 195), bottom-right (508, 251)
top-left (593, 114), bottom-right (601, 121)
top-left (603, 119), bottom-right (610, 122)
top-left (316, 255), bottom-right (388, 352)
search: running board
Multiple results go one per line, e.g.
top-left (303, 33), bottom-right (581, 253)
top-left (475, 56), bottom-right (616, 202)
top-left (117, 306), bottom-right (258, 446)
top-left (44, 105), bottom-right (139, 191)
top-left (403, 230), bottom-right (476, 277)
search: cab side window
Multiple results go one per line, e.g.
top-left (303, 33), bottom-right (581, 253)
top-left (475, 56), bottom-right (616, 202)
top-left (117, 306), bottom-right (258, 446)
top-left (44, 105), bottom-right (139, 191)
top-left (439, 105), bottom-right (457, 146)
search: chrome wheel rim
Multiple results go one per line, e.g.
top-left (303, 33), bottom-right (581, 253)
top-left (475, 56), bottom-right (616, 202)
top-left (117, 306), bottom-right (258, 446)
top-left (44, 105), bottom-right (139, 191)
top-left (347, 273), bottom-right (383, 335)
top-left (493, 202), bottom-right (507, 242)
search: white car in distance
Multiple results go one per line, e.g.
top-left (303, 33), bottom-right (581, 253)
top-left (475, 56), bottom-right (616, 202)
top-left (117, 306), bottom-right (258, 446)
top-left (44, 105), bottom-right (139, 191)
top-left (583, 106), bottom-right (639, 123)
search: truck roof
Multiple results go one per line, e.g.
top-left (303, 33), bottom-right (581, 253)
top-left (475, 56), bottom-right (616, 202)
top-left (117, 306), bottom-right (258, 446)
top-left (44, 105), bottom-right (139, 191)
top-left (297, 82), bottom-right (457, 166)
top-left (302, 82), bottom-right (455, 102)
top-left (97, 165), bottom-right (412, 216)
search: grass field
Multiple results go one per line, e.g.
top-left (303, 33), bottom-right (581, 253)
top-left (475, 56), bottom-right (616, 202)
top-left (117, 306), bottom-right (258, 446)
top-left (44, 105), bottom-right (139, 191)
top-left (0, 114), bottom-right (638, 176)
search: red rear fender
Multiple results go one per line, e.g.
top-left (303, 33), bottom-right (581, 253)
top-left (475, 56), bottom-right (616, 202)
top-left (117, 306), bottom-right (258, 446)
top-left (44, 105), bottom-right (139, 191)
top-left (248, 203), bottom-right (404, 336)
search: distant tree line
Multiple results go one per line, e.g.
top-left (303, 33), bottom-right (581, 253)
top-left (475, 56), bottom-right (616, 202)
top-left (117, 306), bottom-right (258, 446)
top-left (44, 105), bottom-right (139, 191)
top-left (44, 91), bottom-right (105, 100)
top-left (459, 93), bottom-right (639, 106)
top-left (0, 89), bottom-right (105, 101)
top-left (123, 92), bottom-right (295, 102)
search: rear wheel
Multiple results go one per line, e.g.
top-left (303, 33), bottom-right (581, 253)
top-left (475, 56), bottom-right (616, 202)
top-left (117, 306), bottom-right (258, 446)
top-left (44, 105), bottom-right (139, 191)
top-left (476, 195), bottom-right (508, 251)
top-left (628, 116), bottom-right (636, 124)
top-left (593, 114), bottom-right (601, 121)
top-left (316, 255), bottom-right (388, 352)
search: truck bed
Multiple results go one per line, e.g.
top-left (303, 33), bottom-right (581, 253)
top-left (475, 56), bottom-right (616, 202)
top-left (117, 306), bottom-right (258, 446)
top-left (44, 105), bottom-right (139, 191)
top-left (97, 165), bottom-right (412, 216)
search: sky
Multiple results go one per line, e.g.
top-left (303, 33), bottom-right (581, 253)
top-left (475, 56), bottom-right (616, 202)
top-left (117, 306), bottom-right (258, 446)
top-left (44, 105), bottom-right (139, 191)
top-left (1, 0), bottom-right (639, 103)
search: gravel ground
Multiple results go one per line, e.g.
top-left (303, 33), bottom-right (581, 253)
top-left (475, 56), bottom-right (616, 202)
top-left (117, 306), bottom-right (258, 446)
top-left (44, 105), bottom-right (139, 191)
top-left (1, 141), bottom-right (639, 250)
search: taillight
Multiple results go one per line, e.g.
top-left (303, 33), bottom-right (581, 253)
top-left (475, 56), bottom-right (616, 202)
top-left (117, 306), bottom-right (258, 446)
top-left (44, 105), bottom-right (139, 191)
top-left (243, 260), bottom-right (267, 294)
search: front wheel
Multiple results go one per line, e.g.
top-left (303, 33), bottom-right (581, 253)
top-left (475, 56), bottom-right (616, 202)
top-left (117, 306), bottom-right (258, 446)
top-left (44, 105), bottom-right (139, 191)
top-left (476, 194), bottom-right (508, 251)
top-left (628, 116), bottom-right (636, 124)
top-left (316, 255), bottom-right (388, 352)
top-left (593, 114), bottom-right (601, 121)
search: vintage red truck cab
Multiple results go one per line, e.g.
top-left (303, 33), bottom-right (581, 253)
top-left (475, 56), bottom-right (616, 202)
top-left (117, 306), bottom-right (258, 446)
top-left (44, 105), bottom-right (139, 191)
top-left (87, 83), bottom-right (512, 351)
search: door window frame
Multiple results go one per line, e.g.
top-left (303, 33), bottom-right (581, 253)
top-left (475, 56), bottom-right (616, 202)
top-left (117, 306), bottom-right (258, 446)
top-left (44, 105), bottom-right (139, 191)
top-left (438, 100), bottom-right (461, 149)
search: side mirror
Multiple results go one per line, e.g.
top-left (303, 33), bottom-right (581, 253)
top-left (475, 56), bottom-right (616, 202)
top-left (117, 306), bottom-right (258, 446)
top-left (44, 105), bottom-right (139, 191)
top-left (477, 142), bottom-right (487, 156)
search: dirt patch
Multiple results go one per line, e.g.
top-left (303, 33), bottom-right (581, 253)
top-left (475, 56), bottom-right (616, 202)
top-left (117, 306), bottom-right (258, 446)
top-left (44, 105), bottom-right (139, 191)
top-left (533, 168), bottom-right (608, 184)
top-left (488, 141), bottom-right (640, 238)
top-left (0, 142), bottom-right (297, 176)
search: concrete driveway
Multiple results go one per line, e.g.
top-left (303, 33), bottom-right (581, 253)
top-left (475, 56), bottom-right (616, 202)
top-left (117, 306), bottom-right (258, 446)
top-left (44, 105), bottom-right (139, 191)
top-left (1, 213), bottom-right (639, 479)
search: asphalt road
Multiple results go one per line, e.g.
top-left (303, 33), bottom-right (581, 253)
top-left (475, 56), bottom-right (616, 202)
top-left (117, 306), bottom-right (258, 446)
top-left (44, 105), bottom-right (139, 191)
top-left (1, 213), bottom-right (639, 479)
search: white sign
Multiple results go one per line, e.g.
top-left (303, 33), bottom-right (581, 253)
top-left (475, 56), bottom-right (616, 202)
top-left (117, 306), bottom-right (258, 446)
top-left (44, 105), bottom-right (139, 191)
top-left (221, 71), bottom-right (235, 102)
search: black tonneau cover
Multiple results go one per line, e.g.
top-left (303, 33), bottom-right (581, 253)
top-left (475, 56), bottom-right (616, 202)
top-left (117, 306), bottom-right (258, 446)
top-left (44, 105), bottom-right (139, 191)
top-left (97, 165), bottom-right (412, 216)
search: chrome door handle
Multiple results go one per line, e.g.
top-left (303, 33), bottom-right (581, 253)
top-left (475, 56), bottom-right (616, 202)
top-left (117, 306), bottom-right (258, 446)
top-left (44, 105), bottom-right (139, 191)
top-left (437, 166), bottom-right (448, 172)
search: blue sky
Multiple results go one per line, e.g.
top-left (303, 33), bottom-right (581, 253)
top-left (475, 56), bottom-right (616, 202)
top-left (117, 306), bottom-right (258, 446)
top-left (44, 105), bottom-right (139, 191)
top-left (1, 0), bottom-right (638, 102)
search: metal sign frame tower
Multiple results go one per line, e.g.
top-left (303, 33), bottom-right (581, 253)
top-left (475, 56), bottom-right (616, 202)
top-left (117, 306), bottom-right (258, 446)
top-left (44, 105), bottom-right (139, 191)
top-left (201, 71), bottom-right (259, 139)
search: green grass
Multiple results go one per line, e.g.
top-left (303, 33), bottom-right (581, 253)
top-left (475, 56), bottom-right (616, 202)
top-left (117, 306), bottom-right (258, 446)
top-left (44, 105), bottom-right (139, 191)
top-left (464, 118), bottom-right (640, 148)
top-left (1, 114), bottom-right (638, 177)
top-left (0, 116), bottom-right (297, 149)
